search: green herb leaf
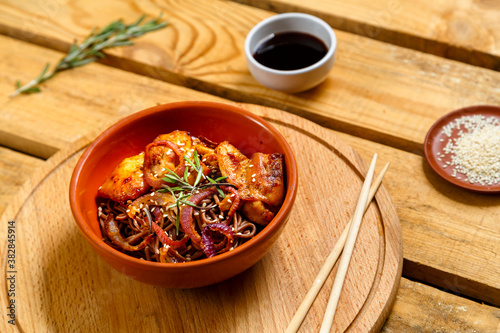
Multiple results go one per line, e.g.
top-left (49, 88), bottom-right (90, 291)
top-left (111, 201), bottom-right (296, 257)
top-left (70, 57), bottom-right (99, 68)
top-left (193, 150), bottom-right (201, 169)
top-left (183, 164), bottom-right (189, 182)
top-left (206, 176), bottom-right (225, 198)
top-left (23, 87), bottom-right (42, 94)
top-left (163, 174), bottom-right (181, 184)
top-left (193, 169), bottom-right (203, 188)
top-left (183, 155), bottom-right (197, 169)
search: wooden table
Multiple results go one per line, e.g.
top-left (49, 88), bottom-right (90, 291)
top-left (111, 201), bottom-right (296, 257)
top-left (0, 0), bottom-right (499, 331)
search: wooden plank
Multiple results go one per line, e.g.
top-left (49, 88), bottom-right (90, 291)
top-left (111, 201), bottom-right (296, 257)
top-left (0, 108), bottom-right (498, 332)
top-left (383, 278), bottom-right (500, 332)
top-left (1, 1), bottom-right (500, 155)
top-left (0, 35), bottom-right (225, 159)
top-left (232, 0), bottom-right (500, 70)
top-left (0, 147), bottom-right (43, 217)
top-left (332, 128), bottom-right (500, 307)
top-left (0, 31), bottom-right (498, 305)
top-left (2, 105), bottom-right (402, 332)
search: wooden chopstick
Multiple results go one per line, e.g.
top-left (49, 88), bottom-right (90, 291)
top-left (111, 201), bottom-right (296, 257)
top-left (285, 157), bottom-right (389, 333)
top-left (319, 153), bottom-right (378, 333)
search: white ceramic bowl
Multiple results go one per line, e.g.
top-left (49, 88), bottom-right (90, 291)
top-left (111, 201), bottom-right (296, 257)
top-left (245, 13), bottom-right (337, 93)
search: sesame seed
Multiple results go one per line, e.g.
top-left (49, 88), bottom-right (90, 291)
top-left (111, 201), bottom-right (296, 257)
top-left (438, 114), bottom-right (500, 185)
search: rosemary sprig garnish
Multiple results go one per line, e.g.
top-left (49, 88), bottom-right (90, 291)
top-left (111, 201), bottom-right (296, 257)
top-left (158, 150), bottom-right (232, 235)
top-left (9, 14), bottom-right (167, 97)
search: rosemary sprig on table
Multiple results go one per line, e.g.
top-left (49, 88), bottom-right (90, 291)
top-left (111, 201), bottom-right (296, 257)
top-left (158, 150), bottom-right (232, 234)
top-left (9, 14), bottom-right (167, 97)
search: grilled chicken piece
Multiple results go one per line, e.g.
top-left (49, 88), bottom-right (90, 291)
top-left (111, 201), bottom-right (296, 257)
top-left (144, 130), bottom-right (212, 188)
top-left (215, 141), bottom-right (249, 187)
top-left (144, 130), bottom-right (193, 188)
top-left (216, 141), bottom-right (285, 225)
top-left (155, 130), bottom-right (193, 149)
top-left (192, 136), bottom-right (216, 156)
top-left (98, 153), bottom-right (150, 203)
top-left (239, 152), bottom-right (285, 205)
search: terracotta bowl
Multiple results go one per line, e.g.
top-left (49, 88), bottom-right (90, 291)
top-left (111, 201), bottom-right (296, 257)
top-left (69, 101), bottom-right (298, 288)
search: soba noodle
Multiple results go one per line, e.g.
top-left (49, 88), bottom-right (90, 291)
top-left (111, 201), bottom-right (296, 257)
top-left (98, 188), bottom-right (260, 263)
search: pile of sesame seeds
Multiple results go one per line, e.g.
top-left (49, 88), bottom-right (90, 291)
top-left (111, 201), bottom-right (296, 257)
top-left (437, 114), bottom-right (500, 186)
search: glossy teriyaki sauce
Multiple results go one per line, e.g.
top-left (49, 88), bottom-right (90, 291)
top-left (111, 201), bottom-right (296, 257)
top-left (252, 31), bottom-right (328, 71)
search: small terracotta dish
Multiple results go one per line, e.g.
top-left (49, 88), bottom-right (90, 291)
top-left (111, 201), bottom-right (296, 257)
top-left (69, 101), bottom-right (298, 288)
top-left (424, 105), bottom-right (500, 193)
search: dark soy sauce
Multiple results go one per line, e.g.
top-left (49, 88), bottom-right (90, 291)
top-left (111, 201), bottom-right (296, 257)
top-left (253, 31), bottom-right (328, 71)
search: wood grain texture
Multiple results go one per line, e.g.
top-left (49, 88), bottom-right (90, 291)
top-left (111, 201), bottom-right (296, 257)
top-left (2, 1), bottom-right (500, 155)
top-left (0, 35), bottom-right (226, 158)
top-left (0, 104), bottom-right (498, 331)
top-left (0, 31), bottom-right (498, 307)
top-left (0, 0), bottom-right (499, 326)
top-left (0, 148), bottom-right (43, 217)
top-left (233, 0), bottom-right (500, 70)
top-left (334, 129), bottom-right (500, 307)
top-left (1, 105), bottom-right (402, 332)
top-left (383, 278), bottom-right (500, 333)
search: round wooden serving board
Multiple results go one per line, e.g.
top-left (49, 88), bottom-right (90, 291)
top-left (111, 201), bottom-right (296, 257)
top-left (1, 103), bottom-right (402, 333)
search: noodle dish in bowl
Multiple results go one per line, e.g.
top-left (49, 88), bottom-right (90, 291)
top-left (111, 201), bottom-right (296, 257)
top-left (69, 101), bottom-right (298, 288)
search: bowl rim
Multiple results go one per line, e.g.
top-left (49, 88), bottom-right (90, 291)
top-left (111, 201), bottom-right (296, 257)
top-left (69, 101), bottom-right (298, 270)
top-left (244, 12), bottom-right (337, 75)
